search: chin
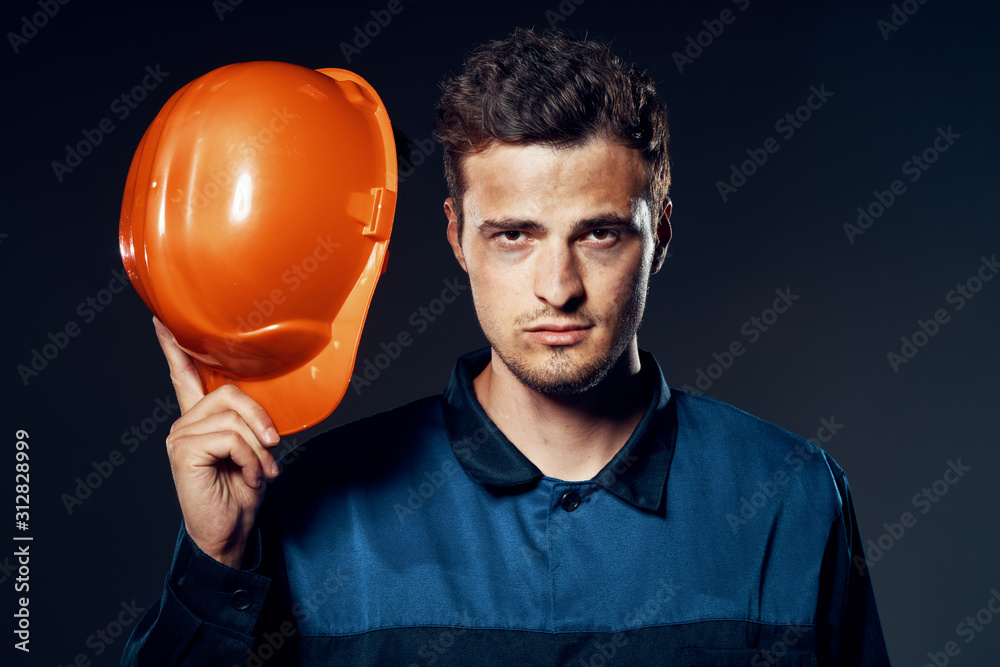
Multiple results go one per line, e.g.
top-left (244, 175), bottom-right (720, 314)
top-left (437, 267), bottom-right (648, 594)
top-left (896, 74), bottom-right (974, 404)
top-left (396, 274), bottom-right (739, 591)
top-left (499, 339), bottom-right (622, 395)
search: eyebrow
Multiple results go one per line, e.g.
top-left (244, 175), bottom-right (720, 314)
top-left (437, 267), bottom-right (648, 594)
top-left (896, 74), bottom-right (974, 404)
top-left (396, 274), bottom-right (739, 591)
top-left (477, 214), bottom-right (637, 236)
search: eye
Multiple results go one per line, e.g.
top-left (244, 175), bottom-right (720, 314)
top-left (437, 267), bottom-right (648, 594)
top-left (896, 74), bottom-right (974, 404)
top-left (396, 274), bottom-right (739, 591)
top-left (494, 229), bottom-right (529, 248)
top-left (583, 229), bottom-right (617, 245)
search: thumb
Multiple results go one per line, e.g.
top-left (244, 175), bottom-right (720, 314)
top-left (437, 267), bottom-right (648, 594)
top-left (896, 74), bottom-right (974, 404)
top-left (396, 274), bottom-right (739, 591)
top-left (152, 316), bottom-right (205, 414)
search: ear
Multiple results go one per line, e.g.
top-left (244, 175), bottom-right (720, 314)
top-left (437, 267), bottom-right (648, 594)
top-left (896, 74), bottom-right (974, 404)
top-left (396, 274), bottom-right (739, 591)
top-left (650, 197), bottom-right (672, 275)
top-left (444, 198), bottom-right (468, 273)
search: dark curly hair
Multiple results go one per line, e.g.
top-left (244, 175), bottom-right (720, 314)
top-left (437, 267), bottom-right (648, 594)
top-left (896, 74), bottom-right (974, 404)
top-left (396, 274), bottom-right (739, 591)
top-left (435, 28), bottom-right (670, 239)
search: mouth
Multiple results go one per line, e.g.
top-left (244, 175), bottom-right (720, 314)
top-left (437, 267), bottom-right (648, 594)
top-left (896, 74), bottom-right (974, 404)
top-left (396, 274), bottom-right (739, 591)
top-left (523, 323), bottom-right (593, 346)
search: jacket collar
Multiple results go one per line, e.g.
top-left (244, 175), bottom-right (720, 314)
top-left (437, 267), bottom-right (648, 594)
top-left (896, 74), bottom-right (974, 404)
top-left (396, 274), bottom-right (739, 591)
top-left (441, 347), bottom-right (678, 513)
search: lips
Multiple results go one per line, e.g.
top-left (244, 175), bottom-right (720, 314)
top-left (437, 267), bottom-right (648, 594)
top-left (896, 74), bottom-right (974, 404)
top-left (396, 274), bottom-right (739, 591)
top-left (524, 323), bottom-right (592, 332)
top-left (524, 323), bottom-right (593, 346)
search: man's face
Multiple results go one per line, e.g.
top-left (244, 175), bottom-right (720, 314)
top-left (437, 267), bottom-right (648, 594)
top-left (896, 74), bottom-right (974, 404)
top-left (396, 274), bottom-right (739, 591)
top-left (445, 138), bottom-right (669, 395)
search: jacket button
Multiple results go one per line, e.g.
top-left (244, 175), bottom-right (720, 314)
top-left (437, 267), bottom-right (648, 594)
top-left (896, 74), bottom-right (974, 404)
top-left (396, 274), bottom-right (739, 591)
top-left (231, 589), bottom-right (253, 611)
top-left (560, 490), bottom-right (581, 512)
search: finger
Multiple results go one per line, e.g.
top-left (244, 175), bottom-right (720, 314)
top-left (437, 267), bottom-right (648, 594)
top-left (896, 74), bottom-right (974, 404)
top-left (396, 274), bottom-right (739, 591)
top-left (172, 430), bottom-right (265, 491)
top-left (179, 383), bottom-right (280, 455)
top-left (170, 409), bottom-right (281, 478)
top-left (153, 316), bottom-right (205, 414)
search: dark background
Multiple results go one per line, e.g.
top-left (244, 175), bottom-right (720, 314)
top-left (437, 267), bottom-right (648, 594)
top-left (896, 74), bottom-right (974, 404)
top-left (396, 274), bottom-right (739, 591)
top-left (3, 1), bottom-right (998, 664)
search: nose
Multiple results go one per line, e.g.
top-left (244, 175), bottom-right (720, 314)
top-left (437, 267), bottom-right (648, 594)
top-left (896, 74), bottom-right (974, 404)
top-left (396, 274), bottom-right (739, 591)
top-left (533, 241), bottom-right (584, 311)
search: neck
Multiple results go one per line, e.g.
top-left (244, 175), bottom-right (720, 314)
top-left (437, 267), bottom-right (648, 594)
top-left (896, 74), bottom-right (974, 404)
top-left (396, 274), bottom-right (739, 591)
top-left (472, 341), bottom-right (648, 481)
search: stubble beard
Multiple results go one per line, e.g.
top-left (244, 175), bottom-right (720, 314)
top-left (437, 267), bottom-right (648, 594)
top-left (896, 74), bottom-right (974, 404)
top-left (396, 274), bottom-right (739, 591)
top-left (475, 274), bottom-right (647, 396)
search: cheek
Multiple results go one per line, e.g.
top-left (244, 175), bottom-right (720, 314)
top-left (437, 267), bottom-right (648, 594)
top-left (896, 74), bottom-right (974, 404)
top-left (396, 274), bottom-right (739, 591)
top-left (466, 264), bottom-right (507, 322)
top-left (467, 249), bottom-right (528, 298)
top-left (588, 252), bottom-right (645, 297)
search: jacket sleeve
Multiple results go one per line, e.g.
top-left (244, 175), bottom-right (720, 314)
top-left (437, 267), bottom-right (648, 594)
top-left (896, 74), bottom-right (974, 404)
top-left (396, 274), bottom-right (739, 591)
top-left (817, 467), bottom-right (892, 666)
top-left (120, 522), bottom-right (272, 666)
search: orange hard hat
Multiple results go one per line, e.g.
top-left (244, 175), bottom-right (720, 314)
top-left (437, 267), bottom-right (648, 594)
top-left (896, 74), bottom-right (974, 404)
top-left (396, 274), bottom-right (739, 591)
top-left (119, 61), bottom-right (397, 435)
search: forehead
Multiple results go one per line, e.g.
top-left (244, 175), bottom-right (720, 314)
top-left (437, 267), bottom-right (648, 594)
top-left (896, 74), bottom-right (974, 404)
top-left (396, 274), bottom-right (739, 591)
top-left (461, 139), bottom-right (647, 223)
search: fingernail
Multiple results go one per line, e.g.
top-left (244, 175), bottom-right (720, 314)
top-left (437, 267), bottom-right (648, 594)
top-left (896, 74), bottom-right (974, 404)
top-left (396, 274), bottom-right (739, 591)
top-left (264, 427), bottom-right (279, 444)
top-left (153, 317), bottom-right (176, 342)
top-left (270, 461), bottom-right (280, 476)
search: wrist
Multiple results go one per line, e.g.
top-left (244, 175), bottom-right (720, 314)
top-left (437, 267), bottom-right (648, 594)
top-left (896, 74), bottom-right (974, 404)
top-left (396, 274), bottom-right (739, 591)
top-left (213, 548), bottom-right (246, 569)
top-left (186, 528), bottom-right (250, 569)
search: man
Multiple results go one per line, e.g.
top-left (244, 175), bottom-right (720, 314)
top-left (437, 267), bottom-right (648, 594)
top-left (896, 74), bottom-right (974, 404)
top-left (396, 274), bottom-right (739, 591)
top-left (122, 29), bottom-right (890, 666)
